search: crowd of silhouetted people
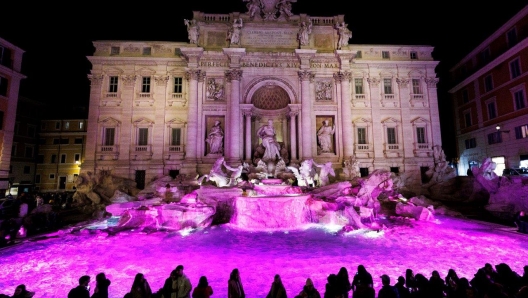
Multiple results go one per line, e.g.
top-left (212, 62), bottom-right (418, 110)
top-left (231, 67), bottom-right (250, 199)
top-left (1, 262), bottom-right (528, 298)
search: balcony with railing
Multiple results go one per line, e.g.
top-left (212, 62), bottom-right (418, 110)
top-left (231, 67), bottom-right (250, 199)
top-left (351, 94), bottom-right (369, 107)
top-left (410, 93), bottom-right (428, 108)
top-left (135, 93), bottom-right (154, 106)
top-left (96, 145), bottom-right (119, 160)
top-left (414, 142), bottom-right (433, 157)
top-left (165, 145), bottom-right (185, 160)
top-left (168, 93), bottom-right (187, 107)
top-left (354, 143), bottom-right (373, 158)
top-left (380, 94), bottom-right (399, 108)
top-left (101, 92), bottom-right (121, 107)
top-left (132, 144), bottom-right (153, 160)
top-left (384, 143), bottom-right (402, 157)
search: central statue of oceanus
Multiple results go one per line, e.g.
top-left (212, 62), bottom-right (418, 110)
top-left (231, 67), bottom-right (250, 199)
top-left (243, 0), bottom-right (297, 20)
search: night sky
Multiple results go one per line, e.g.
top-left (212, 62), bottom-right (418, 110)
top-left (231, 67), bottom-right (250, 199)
top-left (1, 0), bottom-right (527, 159)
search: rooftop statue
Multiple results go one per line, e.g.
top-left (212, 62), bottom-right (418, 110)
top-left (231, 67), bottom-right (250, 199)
top-left (335, 21), bottom-right (352, 49)
top-left (184, 19), bottom-right (199, 44)
top-left (244, 0), bottom-right (264, 19)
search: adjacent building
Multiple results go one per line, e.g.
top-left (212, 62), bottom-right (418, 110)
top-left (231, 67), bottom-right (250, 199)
top-left (0, 37), bottom-right (26, 196)
top-left (83, 1), bottom-right (442, 189)
top-left (449, 5), bottom-right (528, 176)
top-left (35, 119), bottom-right (87, 192)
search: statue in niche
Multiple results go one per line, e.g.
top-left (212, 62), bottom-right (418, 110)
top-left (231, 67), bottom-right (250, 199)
top-left (257, 119), bottom-right (282, 162)
top-left (244, 0), bottom-right (263, 19)
top-left (205, 120), bottom-right (224, 154)
top-left (227, 18), bottom-right (243, 45)
top-left (297, 19), bottom-right (312, 46)
top-left (276, 0), bottom-right (295, 18)
top-left (184, 19), bottom-right (199, 44)
top-left (316, 81), bottom-right (332, 101)
top-left (335, 21), bottom-right (352, 49)
top-left (206, 78), bottom-right (224, 100)
top-left (313, 161), bottom-right (335, 187)
top-left (317, 120), bottom-right (336, 154)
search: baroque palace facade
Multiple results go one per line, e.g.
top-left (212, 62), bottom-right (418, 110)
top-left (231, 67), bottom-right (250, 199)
top-left (83, 0), bottom-right (441, 188)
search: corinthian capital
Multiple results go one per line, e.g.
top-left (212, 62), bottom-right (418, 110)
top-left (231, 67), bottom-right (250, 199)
top-left (425, 77), bottom-right (439, 88)
top-left (121, 75), bottom-right (137, 86)
top-left (396, 78), bottom-right (409, 87)
top-left (154, 75), bottom-right (169, 86)
top-left (88, 74), bottom-right (104, 86)
top-left (185, 69), bottom-right (202, 81)
top-left (225, 69), bottom-right (243, 82)
top-left (298, 70), bottom-right (313, 81)
top-left (367, 77), bottom-right (380, 87)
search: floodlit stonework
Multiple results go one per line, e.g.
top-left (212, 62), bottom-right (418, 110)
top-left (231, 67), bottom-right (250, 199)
top-left (83, 0), bottom-right (441, 188)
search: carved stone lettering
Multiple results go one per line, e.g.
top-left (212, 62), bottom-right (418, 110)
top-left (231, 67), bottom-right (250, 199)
top-left (241, 29), bottom-right (298, 47)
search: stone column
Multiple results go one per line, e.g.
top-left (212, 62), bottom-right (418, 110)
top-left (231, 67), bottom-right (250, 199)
top-left (184, 69), bottom-right (201, 161)
top-left (396, 77), bottom-right (413, 158)
top-left (242, 108), bottom-right (253, 163)
top-left (225, 69), bottom-right (243, 163)
top-left (83, 74), bottom-right (104, 173)
top-left (335, 71), bottom-right (354, 158)
top-left (367, 77), bottom-right (384, 162)
top-left (299, 70), bottom-right (313, 159)
top-left (425, 77), bottom-right (442, 147)
top-left (288, 108), bottom-right (299, 162)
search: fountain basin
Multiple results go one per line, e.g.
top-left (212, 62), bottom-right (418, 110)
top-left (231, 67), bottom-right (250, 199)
top-left (230, 194), bottom-right (311, 230)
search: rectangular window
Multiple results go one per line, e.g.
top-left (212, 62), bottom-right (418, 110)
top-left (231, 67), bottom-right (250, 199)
top-left (74, 153), bottom-right (81, 162)
top-left (514, 90), bottom-right (526, 110)
top-left (74, 137), bottom-right (83, 144)
top-left (390, 167), bottom-right (399, 174)
top-left (174, 77), bottom-right (183, 93)
top-left (507, 27), bottom-right (517, 48)
top-left (480, 48), bottom-right (491, 63)
top-left (356, 51), bottom-right (362, 58)
top-left (35, 174), bottom-right (41, 184)
top-left (60, 154), bottom-right (66, 163)
top-left (24, 146), bottom-right (33, 158)
top-left (382, 51), bottom-right (390, 59)
top-left (360, 167), bottom-right (369, 177)
top-left (79, 121), bottom-right (84, 129)
top-left (104, 128), bottom-right (115, 146)
top-left (109, 76), bottom-right (118, 92)
top-left (416, 127), bottom-right (426, 144)
top-left (23, 166), bottom-right (30, 174)
top-left (354, 78), bottom-right (363, 94)
top-left (60, 138), bottom-right (69, 145)
top-left (465, 138), bottom-right (477, 149)
top-left (462, 89), bottom-right (469, 103)
top-left (484, 75), bottom-right (493, 92)
top-left (55, 121), bottom-right (61, 129)
top-left (383, 78), bottom-right (392, 94)
top-left (53, 138), bottom-right (60, 145)
top-left (110, 46), bottom-right (120, 55)
top-left (510, 59), bottom-right (521, 79)
top-left (138, 128), bottom-right (148, 145)
top-left (487, 101), bottom-right (497, 119)
top-left (171, 128), bottom-right (181, 146)
top-left (410, 51), bottom-right (417, 60)
top-left (142, 47), bottom-right (151, 55)
top-left (51, 154), bottom-right (57, 163)
top-left (64, 122), bottom-right (70, 129)
top-left (412, 79), bottom-right (422, 94)
top-left (488, 132), bottom-right (502, 144)
top-left (141, 77), bottom-right (151, 93)
top-left (387, 127), bottom-right (397, 144)
top-left (515, 124), bottom-right (528, 139)
top-left (0, 75), bottom-right (8, 96)
top-left (357, 128), bottom-right (367, 144)
top-left (464, 111), bottom-right (472, 127)
top-left (49, 174), bottom-right (55, 179)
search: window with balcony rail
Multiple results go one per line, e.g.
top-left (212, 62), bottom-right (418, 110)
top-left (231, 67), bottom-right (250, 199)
top-left (108, 76), bottom-right (118, 93)
top-left (357, 127), bottom-right (367, 145)
top-left (383, 78), bottom-right (392, 95)
top-left (387, 127), bottom-right (397, 145)
top-left (354, 78), bottom-right (363, 94)
top-left (141, 76), bottom-right (151, 93)
top-left (174, 77), bottom-right (183, 93)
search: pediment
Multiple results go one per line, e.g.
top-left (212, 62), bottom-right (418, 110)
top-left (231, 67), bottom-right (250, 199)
top-left (133, 117), bottom-right (154, 126)
top-left (103, 67), bottom-right (124, 76)
top-left (99, 117), bottom-right (121, 126)
top-left (137, 67), bottom-right (156, 76)
top-left (411, 117), bottom-right (429, 124)
top-left (381, 117), bottom-right (399, 124)
top-left (353, 117), bottom-right (371, 124)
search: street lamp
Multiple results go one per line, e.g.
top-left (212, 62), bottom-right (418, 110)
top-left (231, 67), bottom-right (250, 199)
top-left (496, 124), bottom-right (510, 133)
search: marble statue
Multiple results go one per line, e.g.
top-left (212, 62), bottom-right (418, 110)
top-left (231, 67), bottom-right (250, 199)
top-left (244, 0), bottom-right (263, 19)
top-left (228, 18), bottom-right (243, 45)
top-left (317, 120), bottom-right (336, 153)
top-left (223, 161), bottom-right (249, 185)
top-left (184, 19), bottom-right (199, 44)
top-left (206, 120), bottom-right (224, 154)
top-left (276, 0), bottom-right (295, 18)
top-left (314, 161), bottom-right (335, 187)
top-left (288, 159), bottom-right (317, 187)
top-left (257, 119), bottom-right (282, 162)
top-left (297, 20), bottom-right (312, 46)
top-left (335, 21), bottom-right (352, 49)
top-left (343, 156), bottom-right (360, 179)
top-left (197, 157), bottom-right (231, 187)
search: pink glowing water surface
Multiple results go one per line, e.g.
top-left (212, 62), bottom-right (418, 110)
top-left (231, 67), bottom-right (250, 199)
top-left (1, 215), bottom-right (527, 298)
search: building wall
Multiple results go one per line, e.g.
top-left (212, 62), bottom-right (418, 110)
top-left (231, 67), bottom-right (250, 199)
top-left (450, 5), bottom-right (528, 175)
top-left (0, 37), bottom-right (25, 194)
top-left (82, 11), bottom-right (441, 188)
top-left (35, 119), bottom-right (87, 192)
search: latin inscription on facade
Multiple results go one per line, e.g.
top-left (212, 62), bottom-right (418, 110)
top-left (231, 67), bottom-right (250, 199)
top-left (241, 28), bottom-right (298, 48)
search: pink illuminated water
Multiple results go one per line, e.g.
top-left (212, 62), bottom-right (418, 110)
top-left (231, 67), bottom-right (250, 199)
top-left (1, 215), bottom-right (527, 297)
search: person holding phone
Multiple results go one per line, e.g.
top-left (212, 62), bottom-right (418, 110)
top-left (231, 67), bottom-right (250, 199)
top-left (68, 275), bottom-right (91, 298)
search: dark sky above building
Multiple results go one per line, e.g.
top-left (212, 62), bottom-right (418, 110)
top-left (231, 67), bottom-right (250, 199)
top-left (1, 0), bottom-right (527, 158)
